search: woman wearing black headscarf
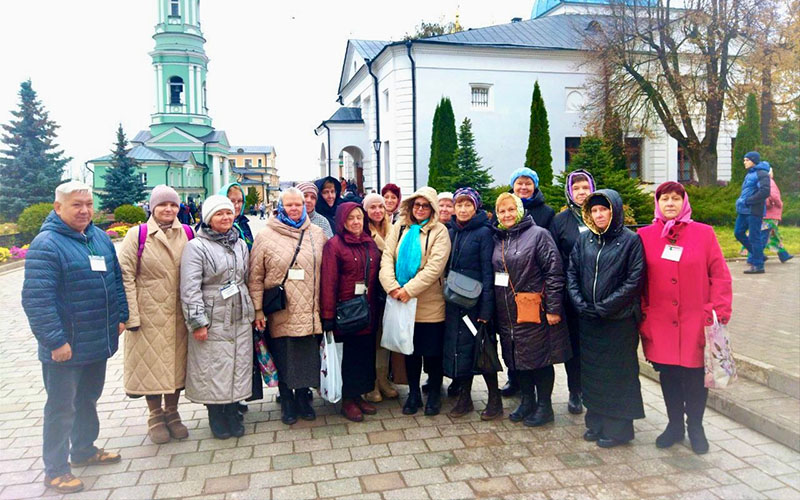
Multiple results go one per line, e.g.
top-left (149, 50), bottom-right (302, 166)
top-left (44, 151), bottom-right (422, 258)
top-left (314, 176), bottom-right (343, 234)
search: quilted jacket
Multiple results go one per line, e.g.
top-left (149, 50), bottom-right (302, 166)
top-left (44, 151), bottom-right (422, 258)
top-left (180, 226), bottom-right (254, 404)
top-left (118, 217), bottom-right (190, 395)
top-left (248, 216), bottom-right (326, 338)
top-left (22, 211), bottom-right (128, 365)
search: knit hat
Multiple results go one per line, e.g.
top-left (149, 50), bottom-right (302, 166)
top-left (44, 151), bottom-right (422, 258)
top-left (453, 187), bottom-right (481, 209)
top-left (381, 183), bottom-right (402, 201)
top-left (744, 151), bottom-right (761, 164)
top-left (202, 194), bottom-right (235, 224)
top-left (509, 167), bottom-right (540, 188)
top-left (296, 181), bottom-right (318, 199)
top-left (362, 192), bottom-right (385, 210)
top-left (149, 184), bottom-right (180, 208)
top-left (438, 192), bottom-right (454, 201)
top-left (587, 194), bottom-right (611, 209)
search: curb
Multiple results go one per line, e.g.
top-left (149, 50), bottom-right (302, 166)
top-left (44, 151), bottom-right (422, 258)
top-left (0, 260), bottom-right (25, 276)
top-left (733, 353), bottom-right (800, 399)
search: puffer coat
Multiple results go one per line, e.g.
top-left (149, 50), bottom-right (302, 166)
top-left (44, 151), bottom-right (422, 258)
top-left (443, 211), bottom-right (495, 378)
top-left (379, 187), bottom-right (451, 323)
top-left (248, 216), bottom-right (325, 338)
top-left (180, 227), bottom-right (254, 404)
top-left (493, 215), bottom-right (571, 371)
top-left (22, 211), bottom-right (128, 365)
top-left (735, 161), bottom-right (771, 216)
top-left (320, 203), bottom-right (382, 338)
top-left (119, 218), bottom-right (191, 394)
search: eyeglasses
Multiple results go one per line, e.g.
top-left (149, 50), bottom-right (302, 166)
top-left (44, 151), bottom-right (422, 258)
top-left (413, 202), bottom-right (432, 210)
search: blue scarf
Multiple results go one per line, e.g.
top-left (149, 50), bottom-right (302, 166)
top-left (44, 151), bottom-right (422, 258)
top-left (395, 218), bottom-right (429, 287)
top-left (276, 199), bottom-right (307, 229)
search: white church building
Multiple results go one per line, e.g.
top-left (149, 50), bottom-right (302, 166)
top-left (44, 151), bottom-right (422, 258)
top-left (315, 0), bottom-right (736, 195)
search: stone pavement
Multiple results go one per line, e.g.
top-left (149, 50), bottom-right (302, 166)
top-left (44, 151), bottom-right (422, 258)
top-left (1, 226), bottom-right (800, 499)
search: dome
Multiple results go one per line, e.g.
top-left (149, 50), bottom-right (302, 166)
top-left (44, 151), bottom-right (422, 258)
top-left (531, 0), bottom-right (613, 19)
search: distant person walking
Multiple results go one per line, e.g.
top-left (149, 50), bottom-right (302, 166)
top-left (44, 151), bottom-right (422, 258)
top-left (763, 169), bottom-right (794, 263)
top-left (734, 151), bottom-right (771, 274)
top-left (22, 181), bottom-right (128, 494)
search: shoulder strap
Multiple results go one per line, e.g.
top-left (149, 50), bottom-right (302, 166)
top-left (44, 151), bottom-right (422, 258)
top-left (182, 224), bottom-right (194, 241)
top-left (281, 229), bottom-right (306, 286)
top-left (363, 242), bottom-right (370, 284)
top-left (501, 238), bottom-right (517, 295)
top-left (137, 223), bottom-right (147, 260)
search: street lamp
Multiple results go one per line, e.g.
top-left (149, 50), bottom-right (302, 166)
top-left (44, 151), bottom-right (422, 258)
top-left (373, 139), bottom-right (381, 153)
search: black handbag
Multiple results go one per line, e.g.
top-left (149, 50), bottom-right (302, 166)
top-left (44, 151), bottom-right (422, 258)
top-left (262, 230), bottom-right (305, 315)
top-left (473, 322), bottom-right (502, 374)
top-left (443, 232), bottom-right (483, 309)
top-left (334, 243), bottom-right (371, 334)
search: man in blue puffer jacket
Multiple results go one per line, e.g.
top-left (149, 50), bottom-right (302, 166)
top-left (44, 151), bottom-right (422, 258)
top-left (21, 181), bottom-right (128, 494)
top-left (734, 151), bottom-right (771, 274)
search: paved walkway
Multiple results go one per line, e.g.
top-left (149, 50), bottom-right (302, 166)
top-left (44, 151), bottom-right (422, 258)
top-left (1, 226), bottom-right (799, 499)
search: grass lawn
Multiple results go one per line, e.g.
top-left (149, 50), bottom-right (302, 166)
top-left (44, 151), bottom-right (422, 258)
top-left (714, 225), bottom-right (800, 259)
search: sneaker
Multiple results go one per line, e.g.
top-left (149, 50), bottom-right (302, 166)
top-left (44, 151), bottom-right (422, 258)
top-left (70, 449), bottom-right (121, 467)
top-left (743, 265), bottom-right (765, 274)
top-left (44, 473), bottom-right (84, 494)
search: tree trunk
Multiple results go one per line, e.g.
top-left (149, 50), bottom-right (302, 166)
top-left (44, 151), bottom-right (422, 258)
top-left (688, 145), bottom-right (718, 186)
top-left (760, 64), bottom-right (773, 145)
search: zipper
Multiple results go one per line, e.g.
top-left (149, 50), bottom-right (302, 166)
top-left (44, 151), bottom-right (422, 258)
top-left (591, 237), bottom-right (605, 305)
top-left (86, 233), bottom-right (113, 357)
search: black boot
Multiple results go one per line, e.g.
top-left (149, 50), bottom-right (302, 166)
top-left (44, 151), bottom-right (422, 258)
top-left (657, 370), bottom-right (686, 448)
top-left (447, 378), bottom-right (461, 398)
top-left (279, 384), bottom-right (297, 425)
top-left (424, 385), bottom-right (442, 416)
top-left (567, 392), bottom-right (584, 415)
top-left (509, 383), bottom-right (536, 423)
top-left (524, 399), bottom-right (554, 427)
top-left (207, 404), bottom-right (231, 440)
top-left (295, 388), bottom-right (316, 421)
top-left (687, 423), bottom-right (709, 454)
top-left (501, 371), bottom-right (519, 397)
top-left (224, 404), bottom-right (245, 438)
top-left (403, 387), bottom-right (423, 415)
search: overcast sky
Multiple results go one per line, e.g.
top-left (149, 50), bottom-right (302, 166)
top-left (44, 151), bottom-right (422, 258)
top-left (0, 0), bottom-right (533, 182)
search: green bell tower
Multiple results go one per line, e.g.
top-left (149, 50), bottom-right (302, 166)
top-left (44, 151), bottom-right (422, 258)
top-left (150, 0), bottom-right (213, 137)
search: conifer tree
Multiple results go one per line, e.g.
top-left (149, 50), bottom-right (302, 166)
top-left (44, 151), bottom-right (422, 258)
top-left (99, 124), bottom-right (146, 211)
top-left (524, 81), bottom-right (553, 187)
top-left (0, 80), bottom-right (71, 220)
top-left (428, 97), bottom-right (457, 191)
top-left (732, 93), bottom-right (761, 184)
top-left (453, 118), bottom-right (493, 199)
top-left (602, 110), bottom-right (627, 172)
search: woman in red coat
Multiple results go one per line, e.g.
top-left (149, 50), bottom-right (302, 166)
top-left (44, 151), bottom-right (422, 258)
top-left (638, 182), bottom-right (732, 455)
top-left (321, 202), bottom-right (382, 422)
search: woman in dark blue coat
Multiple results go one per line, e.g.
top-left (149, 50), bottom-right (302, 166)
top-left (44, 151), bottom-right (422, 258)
top-left (442, 188), bottom-right (501, 420)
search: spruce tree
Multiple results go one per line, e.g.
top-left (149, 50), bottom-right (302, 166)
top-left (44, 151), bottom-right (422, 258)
top-left (602, 110), bottom-right (627, 172)
top-left (524, 81), bottom-right (553, 187)
top-left (0, 80), bottom-right (71, 220)
top-left (453, 118), bottom-right (493, 199)
top-left (732, 93), bottom-right (761, 184)
top-left (428, 97), bottom-right (457, 191)
top-left (99, 124), bottom-right (146, 211)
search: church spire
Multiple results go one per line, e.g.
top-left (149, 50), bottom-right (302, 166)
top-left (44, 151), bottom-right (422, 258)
top-left (150, 0), bottom-right (213, 135)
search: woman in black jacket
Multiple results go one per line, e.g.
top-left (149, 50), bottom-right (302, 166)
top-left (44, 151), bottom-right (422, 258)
top-left (550, 169), bottom-right (595, 415)
top-left (567, 189), bottom-right (645, 448)
top-left (443, 188), bottom-right (500, 420)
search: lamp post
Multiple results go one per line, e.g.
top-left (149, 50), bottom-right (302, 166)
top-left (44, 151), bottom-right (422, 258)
top-left (373, 139), bottom-right (382, 190)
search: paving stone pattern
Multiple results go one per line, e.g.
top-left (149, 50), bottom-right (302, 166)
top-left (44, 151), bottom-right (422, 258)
top-left (2, 246), bottom-right (800, 499)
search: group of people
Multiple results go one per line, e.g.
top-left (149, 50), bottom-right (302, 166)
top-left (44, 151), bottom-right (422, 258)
top-left (24, 163), bottom-right (736, 493)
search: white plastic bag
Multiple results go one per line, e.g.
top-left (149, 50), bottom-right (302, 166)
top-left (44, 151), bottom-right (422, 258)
top-left (704, 310), bottom-right (738, 389)
top-left (381, 297), bottom-right (417, 355)
top-left (319, 331), bottom-right (342, 403)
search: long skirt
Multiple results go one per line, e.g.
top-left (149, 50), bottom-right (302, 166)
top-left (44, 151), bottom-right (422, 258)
top-left (579, 316), bottom-right (644, 421)
top-left (340, 334), bottom-right (377, 398)
top-left (268, 335), bottom-right (320, 389)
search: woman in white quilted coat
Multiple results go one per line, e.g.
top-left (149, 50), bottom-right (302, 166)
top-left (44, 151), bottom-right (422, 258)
top-left (119, 185), bottom-right (193, 444)
top-left (180, 195), bottom-right (255, 440)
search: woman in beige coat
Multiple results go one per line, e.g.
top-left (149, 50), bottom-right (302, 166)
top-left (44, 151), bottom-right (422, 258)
top-left (380, 186), bottom-right (451, 416)
top-left (119, 185), bottom-right (191, 444)
top-left (249, 187), bottom-right (326, 425)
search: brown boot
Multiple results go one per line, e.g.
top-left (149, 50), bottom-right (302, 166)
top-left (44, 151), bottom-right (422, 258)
top-left (481, 374), bottom-right (503, 421)
top-left (376, 347), bottom-right (399, 399)
top-left (364, 384), bottom-right (383, 403)
top-left (164, 406), bottom-right (189, 440)
top-left (448, 378), bottom-right (474, 418)
top-left (147, 408), bottom-right (171, 444)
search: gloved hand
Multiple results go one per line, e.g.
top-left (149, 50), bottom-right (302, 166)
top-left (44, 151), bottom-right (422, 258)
top-left (322, 319), bottom-right (336, 332)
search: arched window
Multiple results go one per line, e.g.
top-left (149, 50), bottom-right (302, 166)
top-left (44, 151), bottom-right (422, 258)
top-left (169, 76), bottom-right (184, 105)
top-left (170, 0), bottom-right (180, 17)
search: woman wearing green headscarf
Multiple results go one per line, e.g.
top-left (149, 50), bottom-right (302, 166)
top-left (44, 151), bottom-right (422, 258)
top-left (218, 182), bottom-right (254, 250)
top-left (492, 193), bottom-right (571, 428)
top-left (379, 186), bottom-right (451, 416)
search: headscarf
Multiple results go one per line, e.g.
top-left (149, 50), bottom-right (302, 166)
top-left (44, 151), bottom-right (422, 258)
top-left (495, 192), bottom-right (524, 231)
top-left (509, 167), bottom-right (540, 192)
top-left (453, 187), bottom-right (481, 210)
top-left (314, 176), bottom-right (342, 231)
top-left (276, 191), bottom-right (308, 229)
top-left (654, 181), bottom-right (693, 240)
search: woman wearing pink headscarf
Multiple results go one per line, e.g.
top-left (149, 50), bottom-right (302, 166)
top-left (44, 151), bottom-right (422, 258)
top-left (638, 182), bottom-right (732, 455)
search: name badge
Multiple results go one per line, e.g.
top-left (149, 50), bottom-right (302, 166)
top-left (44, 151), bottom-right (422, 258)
top-left (494, 272), bottom-right (509, 287)
top-left (578, 225), bottom-right (589, 233)
top-left (288, 268), bottom-right (305, 281)
top-left (661, 244), bottom-right (684, 262)
top-left (462, 315), bottom-right (478, 337)
top-left (89, 255), bottom-right (107, 272)
top-left (354, 282), bottom-right (367, 295)
top-left (220, 282), bottom-right (239, 300)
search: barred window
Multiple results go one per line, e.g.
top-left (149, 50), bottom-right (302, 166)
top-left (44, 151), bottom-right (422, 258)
top-left (471, 86), bottom-right (489, 108)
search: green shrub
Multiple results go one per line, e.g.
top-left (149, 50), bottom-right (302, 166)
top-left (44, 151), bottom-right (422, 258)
top-left (113, 204), bottom-right (147, 224)
top-left (684, 184), bottom-right (739, 226)
top-left (92, 211), bottom-right (112, 225)
top-left (782, 194), bottom-right (800, 226)
top-left (17, 203), bottom-right (54, 241)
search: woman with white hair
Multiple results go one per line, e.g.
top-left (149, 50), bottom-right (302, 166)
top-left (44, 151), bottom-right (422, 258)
top-left (248, 187), bottom-right (326, 425)
top-left (180, 195), bottom-right (255, 440)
